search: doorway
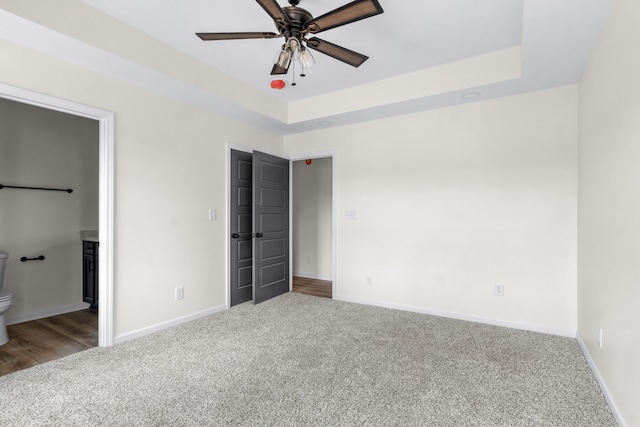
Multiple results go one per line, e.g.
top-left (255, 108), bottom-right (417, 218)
top-left (0, 83), bottom-right (114, 347)
top-left (291, 157), bottom-right (333, 298)
top-left (229, 149), bottom-right (290, 306)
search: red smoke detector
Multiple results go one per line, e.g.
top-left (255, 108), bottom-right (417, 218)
top-left (270, 80), bottom-right (286, 89)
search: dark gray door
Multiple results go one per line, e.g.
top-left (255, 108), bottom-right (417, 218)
top-left (252, 151), bottom-right (290, 304)
top-left (230, 150), bottom-right (253, 306)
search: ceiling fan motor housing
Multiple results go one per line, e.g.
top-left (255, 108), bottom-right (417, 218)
top-left (281, 7), bottom-right (313, 35)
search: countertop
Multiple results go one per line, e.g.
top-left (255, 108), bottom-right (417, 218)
top-left (80, 230), bottom-right (99, 243)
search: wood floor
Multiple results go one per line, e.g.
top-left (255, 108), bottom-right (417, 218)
top-left (0, 309), bottom-right (98, 376)
top-left (292, 276), bottom-right (332, 298)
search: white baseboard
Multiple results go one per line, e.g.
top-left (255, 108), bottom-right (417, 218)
top-left (6, 303), bottom-right (91, 325)
top-left (333, 294), bottom-right (577, 338)
top-left (576, 334), bottom-right (628, 427)
top-left (114, 304), bottom-right (227, 345)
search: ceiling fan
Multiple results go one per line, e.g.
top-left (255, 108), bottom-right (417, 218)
top-left (196, 0), bottom-right (384, 78)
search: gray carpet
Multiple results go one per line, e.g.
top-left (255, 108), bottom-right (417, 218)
top-left (0, 293), bottom-right (616, 426)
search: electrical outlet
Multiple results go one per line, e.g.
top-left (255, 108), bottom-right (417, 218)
top-left (208, 209), bottom-right (216, 221)
top-left (598, 328), bottom-right (603, 349)
top-left (494, 284), bottom-right (505, 296)
top-left (175, 287), bottom-right (184, 300)
top-left (365, 276), bottom-right (373, 286)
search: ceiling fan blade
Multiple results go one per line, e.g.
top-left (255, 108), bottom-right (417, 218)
top-left (255, 0), bottom-right (291, 28)
top-left (271, 64), bottom-right (289, 75)
top-left (304, 0), bottom-right (383, 34)
top-left (306, 37), bottom-right (369, 67)
top-left (196, 32), bottom-right (278, 41)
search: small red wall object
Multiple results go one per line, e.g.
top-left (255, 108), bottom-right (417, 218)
top-left (305, 159), bottom-right (312, 165)
top-left (270, 80), bottom-right (286, 89)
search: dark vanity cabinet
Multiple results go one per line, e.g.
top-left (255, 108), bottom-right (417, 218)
top-left (83, 240), bottom-right (99, 309)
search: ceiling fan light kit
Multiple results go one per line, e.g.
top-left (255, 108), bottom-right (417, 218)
top-left (196, 0), bottom-right (384, 87)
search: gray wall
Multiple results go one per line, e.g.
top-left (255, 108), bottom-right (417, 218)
top-left (0, 98), bottom-right (99, 322)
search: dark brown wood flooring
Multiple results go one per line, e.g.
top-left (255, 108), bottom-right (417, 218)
top-left (0, 309), bottom-right (98, 376)
top-left (292, 276), bottom-right (332, 299)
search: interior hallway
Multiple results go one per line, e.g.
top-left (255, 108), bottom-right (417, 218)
top-left (292, 276), bottom-right (332, 299)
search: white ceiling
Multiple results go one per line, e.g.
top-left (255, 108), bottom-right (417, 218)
top-left (82, 0), bottom-right (524, 103)
top-left (1, 1), bottom-right (617, 134)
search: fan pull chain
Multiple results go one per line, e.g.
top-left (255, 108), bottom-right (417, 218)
top-left (291, 60), bottom-right (297, 86)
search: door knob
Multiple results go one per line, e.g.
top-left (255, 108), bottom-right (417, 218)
top-left (231, 233), bottom-right (239, 239)
top-left (255, 233), bottom-right (263, 238)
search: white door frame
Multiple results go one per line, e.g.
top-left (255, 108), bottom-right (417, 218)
top-left (0, 83), bottom-right (115, 347)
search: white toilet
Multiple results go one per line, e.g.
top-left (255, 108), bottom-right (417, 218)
top-left (0, 251), bottom-right (15, 346)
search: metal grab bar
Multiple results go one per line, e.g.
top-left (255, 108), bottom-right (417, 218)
top-left (0, 184), bottom-right (73, 193)
top-left (20, 256), bottom-right (46, 262)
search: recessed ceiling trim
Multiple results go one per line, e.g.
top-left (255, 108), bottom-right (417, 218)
top-left (2, 1), bottom-right (617, 136)
top-left (0, 6), bottom-right (289, 124)
top-left (288, 46), bottom-right (522, 124)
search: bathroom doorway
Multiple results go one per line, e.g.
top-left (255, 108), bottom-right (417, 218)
top-left (0, 83), bottom-right (114, 349)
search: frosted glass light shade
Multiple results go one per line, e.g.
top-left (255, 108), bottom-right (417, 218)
top-left (300, 49), bottom-right (315, 68)
top-left (275, 46), bottom-right (291, 69)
